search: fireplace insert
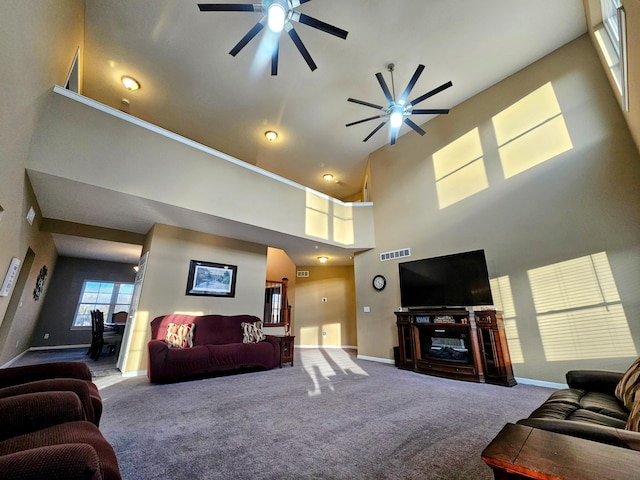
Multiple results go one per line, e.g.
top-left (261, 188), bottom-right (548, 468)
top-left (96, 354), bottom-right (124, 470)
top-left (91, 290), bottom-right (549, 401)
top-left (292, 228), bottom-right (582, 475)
top-left (417, 326), bottom-right (471, 365)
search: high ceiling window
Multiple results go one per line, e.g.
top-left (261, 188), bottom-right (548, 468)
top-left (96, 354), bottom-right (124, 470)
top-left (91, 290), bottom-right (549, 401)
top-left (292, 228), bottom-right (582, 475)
top-left (595, 0), bottom-right (628, 111)
top-left (601, 0), bottom-right (623, 55)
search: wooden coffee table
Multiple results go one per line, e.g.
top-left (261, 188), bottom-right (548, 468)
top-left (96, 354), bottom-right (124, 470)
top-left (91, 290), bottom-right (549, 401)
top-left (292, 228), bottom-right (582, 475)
top-left (481, 423), bottom-right (640, 479)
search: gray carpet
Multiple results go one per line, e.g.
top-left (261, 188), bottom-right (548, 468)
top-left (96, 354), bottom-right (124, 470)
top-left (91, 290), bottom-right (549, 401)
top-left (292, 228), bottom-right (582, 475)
top-left (95, 349), bottom-right (554, 480)
top-left (9, 347), bottom-right (120, 378)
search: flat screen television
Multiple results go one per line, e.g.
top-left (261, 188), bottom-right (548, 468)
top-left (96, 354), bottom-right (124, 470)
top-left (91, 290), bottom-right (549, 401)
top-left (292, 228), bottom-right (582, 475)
top-left (398, 249), bottom-right (493, 308)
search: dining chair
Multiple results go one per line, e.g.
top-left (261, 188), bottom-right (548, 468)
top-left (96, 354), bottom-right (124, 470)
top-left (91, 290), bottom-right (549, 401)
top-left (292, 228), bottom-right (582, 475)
top-left (86, 310), bottom-right (99, 358)
top-left (90, 310), bottom-right (123, 361)
top-left (111, 311), bottom-right (128, 324)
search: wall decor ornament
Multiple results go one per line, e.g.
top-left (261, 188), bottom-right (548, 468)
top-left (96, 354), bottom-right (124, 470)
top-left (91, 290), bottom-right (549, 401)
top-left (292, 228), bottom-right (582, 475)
top-left (33, 265), bottom-right (47, 301)
top-left (185, 260), bottom-right (237, 297)
top-left (0, 257), bottom-right (21, 297)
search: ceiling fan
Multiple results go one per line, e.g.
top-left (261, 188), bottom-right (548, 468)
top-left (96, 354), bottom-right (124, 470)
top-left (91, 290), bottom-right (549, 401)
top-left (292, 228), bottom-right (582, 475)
top-left (346, 64), bottom-right (453, 145)
top-left (197, 0), bottom-right (348, 75)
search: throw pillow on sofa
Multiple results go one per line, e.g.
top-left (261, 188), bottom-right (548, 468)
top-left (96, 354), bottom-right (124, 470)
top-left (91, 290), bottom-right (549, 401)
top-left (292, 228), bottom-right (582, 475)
top-left (615, 356), bottom-right (640, 410)
top-left (241, 321), bottom-right (265, 343)
top-left (165, 323), bottom-right (195, 348)
top-left (627, 390), bottom-right (640, 431)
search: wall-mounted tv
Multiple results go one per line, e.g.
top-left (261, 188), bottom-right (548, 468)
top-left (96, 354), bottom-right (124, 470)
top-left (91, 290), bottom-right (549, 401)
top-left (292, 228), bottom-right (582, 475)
top-left (398, 249), bottom-right (493, 308)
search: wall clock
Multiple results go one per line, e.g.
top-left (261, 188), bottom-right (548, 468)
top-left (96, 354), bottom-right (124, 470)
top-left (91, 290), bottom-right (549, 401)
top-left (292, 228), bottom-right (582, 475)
top-left (372, 274), bottom-right (386, 291)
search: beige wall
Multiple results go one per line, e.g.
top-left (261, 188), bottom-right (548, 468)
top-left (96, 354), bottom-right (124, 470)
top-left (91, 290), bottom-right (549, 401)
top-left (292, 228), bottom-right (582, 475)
top-left (294, 266), bottom-right (356, 348)
top-left (355, 34), bottom-right (640, 384)
top-left (122, 223), bottom-right (268, 374)
top-left (584, 0), bottom-right (640, 154)
top-left (0, 1), bottom-right (83, 363)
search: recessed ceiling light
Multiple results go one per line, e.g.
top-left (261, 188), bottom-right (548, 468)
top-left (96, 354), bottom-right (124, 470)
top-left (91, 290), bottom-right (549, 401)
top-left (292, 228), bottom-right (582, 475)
top-left (323, 174), bottom-right (334, 182)
top-left (318, 256), bottom-right (328, 264)
top-left (121, 75), bottom-right (140, 91)
top-left (265, 130), bottom-right (278, 141)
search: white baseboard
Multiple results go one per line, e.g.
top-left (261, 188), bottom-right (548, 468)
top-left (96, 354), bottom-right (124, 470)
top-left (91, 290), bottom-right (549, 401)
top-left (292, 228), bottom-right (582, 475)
top-left (122, 370), bottom-right (147, 378)
top-left (515, 377), bottom-right (566, 389)
top-left (1, 350), bottom-right (29, 368)
top-left (357, 354), bottom-right (395, 365)
top-left (29, 344), bottom-right (91, 351)
top-left (296, 345), bottom-right (357, 350)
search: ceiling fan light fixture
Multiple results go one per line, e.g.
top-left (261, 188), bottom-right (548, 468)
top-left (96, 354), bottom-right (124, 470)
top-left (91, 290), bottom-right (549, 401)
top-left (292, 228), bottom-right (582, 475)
top-left (267, 2), bottom-right (287, 33)
top-left (198, 1), bottom-right (348, 74)
top-left (389, 108), bottom-right (404, 128)
top-left (121, 75), bottom-right (140, 91)
top-left (323, 173), bottom-right (334, 182)
top-left (346, 64), bottom-right (452, 145)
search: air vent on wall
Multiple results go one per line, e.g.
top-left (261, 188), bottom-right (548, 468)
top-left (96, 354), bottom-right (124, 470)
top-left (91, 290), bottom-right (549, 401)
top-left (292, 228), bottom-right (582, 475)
top-left (297, 271), bottom-right (310, 278)
top-left (380, 248), bottom-right (411, 262)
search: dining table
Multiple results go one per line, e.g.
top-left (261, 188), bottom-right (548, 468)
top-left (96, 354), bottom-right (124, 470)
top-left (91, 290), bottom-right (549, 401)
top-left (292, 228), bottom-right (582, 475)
top-left (104, 322), bottom-right (126, 334)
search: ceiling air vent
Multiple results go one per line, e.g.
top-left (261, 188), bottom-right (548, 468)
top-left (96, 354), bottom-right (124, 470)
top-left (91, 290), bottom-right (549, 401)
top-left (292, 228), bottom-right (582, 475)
top-left (380, 248), bottom-right (411, 262)
top-left (297, 271), bottom-right (310, 278)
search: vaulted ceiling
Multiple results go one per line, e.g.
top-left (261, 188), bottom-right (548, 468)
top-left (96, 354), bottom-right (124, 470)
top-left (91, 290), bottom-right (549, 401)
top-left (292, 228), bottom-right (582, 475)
top-left (52, 0), bottom-right (588, 263)
top-left (82, 0), bottom-right (587, 200)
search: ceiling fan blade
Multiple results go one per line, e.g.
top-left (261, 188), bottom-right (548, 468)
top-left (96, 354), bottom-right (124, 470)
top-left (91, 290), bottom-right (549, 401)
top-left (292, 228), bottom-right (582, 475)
top-left (294, 12), bottom-right (348, 39)
top-left (409, 80), bottom-right (453, 106)
top-left (198, 3), bottom-right (259, 12)
top-left (271, 37), bottom-right (279, 75)
top-left (404, 118), bottom-right (426, 136)
top-left (398, 64), bottom-right (425, 104)
top-left (347, 98), bottom-right (385, 110)
top-left (287, 26), bottom-right (317, 71)
top-left (363, 121), bottom-right (387, 142)
top-left (410, 109), bottom-right (450, 115)
top-left (229, 19), bottom-right (265, 56)
top-left (390, 128), bottom-right (398, 145)
top-left (375, 73), bottom-right (394, 104)
top-left (345, 115), bottom-right (385, 127)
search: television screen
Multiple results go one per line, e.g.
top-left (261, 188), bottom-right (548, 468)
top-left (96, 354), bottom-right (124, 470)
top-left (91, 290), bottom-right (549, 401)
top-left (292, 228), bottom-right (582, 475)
top-left (398, 249), bottom-right (493, 308)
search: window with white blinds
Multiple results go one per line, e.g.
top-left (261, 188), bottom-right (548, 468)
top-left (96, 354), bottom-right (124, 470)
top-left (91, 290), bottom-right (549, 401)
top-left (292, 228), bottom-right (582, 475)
top-left (527, 252), bottom-right (636, 361)
top-left (490, 276), bottom-right (524, 363)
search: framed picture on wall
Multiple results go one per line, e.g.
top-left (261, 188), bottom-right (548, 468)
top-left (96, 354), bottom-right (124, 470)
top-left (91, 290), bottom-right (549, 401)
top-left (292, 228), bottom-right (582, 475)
top-left (185, 260), bottom-right (237, 297)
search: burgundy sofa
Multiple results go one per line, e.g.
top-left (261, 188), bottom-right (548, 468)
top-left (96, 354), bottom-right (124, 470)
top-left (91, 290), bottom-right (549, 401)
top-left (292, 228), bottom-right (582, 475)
top-left (147, 313), bottom-right (281, 383)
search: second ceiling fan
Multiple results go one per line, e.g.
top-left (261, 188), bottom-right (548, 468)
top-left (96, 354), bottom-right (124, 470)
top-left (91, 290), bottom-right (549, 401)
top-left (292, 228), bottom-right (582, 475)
top-left (347, 64), bottom-right (452, 145)
top-left (198, 0), bottom-right (348, 75)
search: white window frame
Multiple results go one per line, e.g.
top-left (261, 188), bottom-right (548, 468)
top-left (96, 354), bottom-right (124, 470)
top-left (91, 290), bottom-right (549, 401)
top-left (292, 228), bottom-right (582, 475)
top-left (71, 280), bottom-right (135, 329)
top-left (598, 0), bottom-right (629, 111)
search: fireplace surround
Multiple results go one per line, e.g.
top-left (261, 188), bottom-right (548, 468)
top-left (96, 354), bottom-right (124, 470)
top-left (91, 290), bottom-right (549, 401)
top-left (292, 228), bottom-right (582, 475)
top-left (395, 308), bottom-right (516, 386)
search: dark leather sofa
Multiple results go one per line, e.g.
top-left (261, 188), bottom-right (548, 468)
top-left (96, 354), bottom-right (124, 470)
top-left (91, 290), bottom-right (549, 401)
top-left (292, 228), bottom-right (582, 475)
top-left (147, 313), bottom-right (281, 383)
top-left (517, 369), bottom-right (640, 450)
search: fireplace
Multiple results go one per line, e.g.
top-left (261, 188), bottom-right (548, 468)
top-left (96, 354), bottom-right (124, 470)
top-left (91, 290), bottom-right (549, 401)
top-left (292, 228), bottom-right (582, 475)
top-left (396, 309), bottom-right (516, 385)
top-left (417, 326), bottom-right (472, 365)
